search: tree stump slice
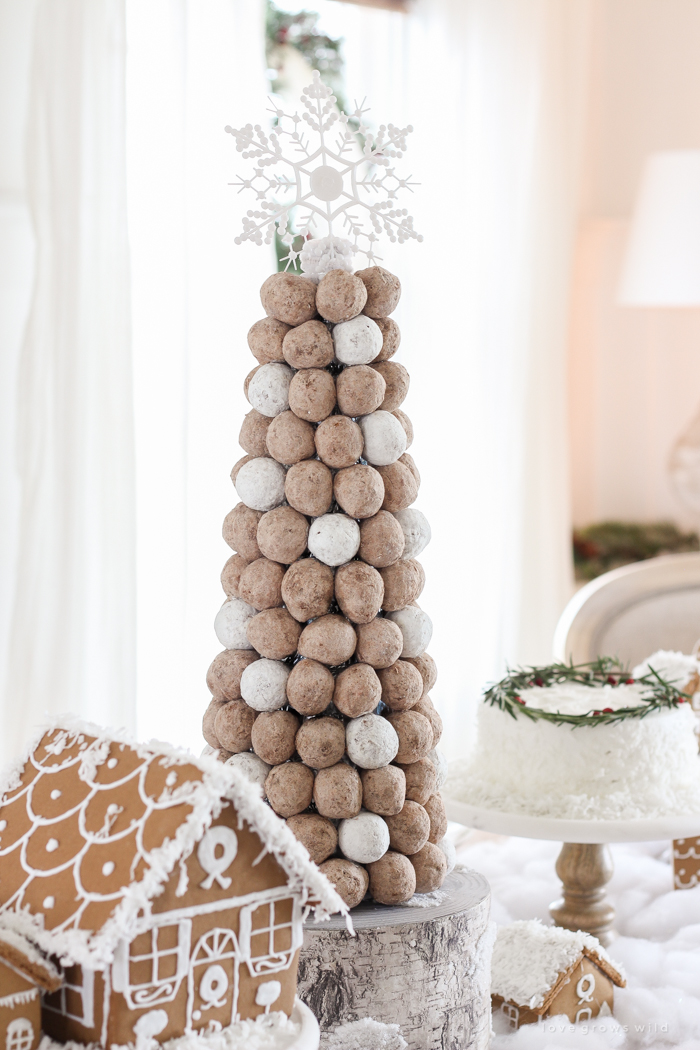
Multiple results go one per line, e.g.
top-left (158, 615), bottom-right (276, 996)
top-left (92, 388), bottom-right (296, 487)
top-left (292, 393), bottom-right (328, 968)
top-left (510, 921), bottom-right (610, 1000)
top-left (298, 866), bottom-right (492, 1050)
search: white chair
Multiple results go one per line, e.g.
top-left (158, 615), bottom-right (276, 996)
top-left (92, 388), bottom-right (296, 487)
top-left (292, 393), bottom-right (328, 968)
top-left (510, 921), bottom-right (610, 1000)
top-left (553, 552), bottom-right (700, 668)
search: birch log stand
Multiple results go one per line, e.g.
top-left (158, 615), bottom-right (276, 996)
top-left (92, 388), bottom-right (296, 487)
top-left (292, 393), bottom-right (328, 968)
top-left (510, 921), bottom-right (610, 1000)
top-left (297, 866), bottom-right (492, 1050)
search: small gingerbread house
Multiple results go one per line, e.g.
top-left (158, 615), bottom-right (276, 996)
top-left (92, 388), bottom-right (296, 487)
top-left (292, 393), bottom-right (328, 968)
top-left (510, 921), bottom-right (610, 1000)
top-left (0, 928), bottom-right (61, 1050)
top-left (0, 720), bottom-right (346, 1047)
top-left (491, 921), bottom-right (625, 1029)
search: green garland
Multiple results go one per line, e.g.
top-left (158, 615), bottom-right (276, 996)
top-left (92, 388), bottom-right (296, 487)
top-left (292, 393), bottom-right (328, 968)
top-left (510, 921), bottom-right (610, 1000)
top-left (484, 656), bottom-right (691, 728)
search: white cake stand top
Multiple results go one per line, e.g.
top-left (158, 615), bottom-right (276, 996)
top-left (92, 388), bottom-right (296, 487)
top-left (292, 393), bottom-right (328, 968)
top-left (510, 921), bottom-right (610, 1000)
top-left (444, 796), bottom-right (700, 843)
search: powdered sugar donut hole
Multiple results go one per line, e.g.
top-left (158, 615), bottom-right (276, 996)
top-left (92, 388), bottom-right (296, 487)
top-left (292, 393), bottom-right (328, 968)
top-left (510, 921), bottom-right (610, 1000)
top-left (394, 507), bottom-right (431, 560)
top-left (240, 658), bottom-right (289, 711)
top-left (437, 834), bottom-right (457, 875)
top-left (247, 362), bottom-right (294, 417)
top-left (387, 607), bottom-right (433, 658)
top-left (214, 597), bottom-right (256, 649)
top-left (427, 748), bottom-right (448, 789)
top-left (308, 514), bottom-right (361, 566)
top-left (225, 752), bottom-right (271, 789)
top-left (338, 811), bottom-right (390, 864)
top-left (359, 412), bottom-right (407, 466)
top-left (346, 714), bottom-right (399, 769)
top-left (235, 458), bottom-right (287, 512)
top-left (333, 315), bottom-right (383, 365)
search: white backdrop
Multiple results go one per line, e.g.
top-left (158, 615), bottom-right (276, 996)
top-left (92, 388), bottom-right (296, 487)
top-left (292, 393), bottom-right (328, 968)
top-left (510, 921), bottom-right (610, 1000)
top-left (0, 0), bottom-right (584, 763)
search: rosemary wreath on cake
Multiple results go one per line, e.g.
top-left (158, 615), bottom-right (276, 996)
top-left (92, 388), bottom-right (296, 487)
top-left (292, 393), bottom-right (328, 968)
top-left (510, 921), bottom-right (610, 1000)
top-left (484, 656), bottom-right (691, 728)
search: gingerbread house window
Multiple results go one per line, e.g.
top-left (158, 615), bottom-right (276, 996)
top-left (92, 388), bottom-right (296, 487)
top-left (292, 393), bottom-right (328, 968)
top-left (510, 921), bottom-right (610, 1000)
top-left (6, 1018), bottom-right (33, 1050)
top-left (43, 966), bottom-right (94, 1028)
top-left (239, 896), bottom-right (302, 977)
top-left (500, 1003), bottom-right (519, 1030)
top-left (112, 920), bottom-right (191, 1008)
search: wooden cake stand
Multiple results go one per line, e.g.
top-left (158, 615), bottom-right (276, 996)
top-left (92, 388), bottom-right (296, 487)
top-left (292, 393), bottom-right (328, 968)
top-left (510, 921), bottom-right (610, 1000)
top-left (444, 798), bottom-right (700, 946)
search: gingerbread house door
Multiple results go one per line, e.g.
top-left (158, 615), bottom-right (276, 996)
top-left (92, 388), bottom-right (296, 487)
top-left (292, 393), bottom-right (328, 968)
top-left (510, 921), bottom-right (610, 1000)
top-left (186, 929), bottom-right (239, 1032)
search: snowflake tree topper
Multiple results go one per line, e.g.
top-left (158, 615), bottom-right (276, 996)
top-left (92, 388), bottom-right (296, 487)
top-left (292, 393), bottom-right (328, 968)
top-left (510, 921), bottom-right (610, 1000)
top-left (225, 71), bottom-right (422, 273)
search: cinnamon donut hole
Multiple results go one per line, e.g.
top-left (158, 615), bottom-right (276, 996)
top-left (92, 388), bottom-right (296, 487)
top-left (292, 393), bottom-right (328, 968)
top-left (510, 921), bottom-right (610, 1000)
top-left (223, 503), bottom-right (263, 561)
top-left (286, 659), bottom-right (335, 715)
top-left (264, 762), bottom-right (315, 818)
top-left (257, 505), bottom-right (309, 564)
top-left (354, 617), bottom-right (404, 669)
top-left (374, 317), bottom-right (401, 361)
top-left (379, 559), bottom-right (425, 612)
top-left (251, 710), bottom-right (300, 765)
top-left (239, 410), bottom-right (273, 457)
top-left (377, 660), bottom-right (423, 711)
top-left (316, 269), bottom-right (368, 323)
top-left (333, 465), bottom-right (385, 519)
top-left (281, 558), bottom-right (335, 622)
top-left (266, 411), bottom-right (316, 465)
top-left (358, 511), bottom-right (405, 567)
top-left (296, 717), bottom-right (346, 769)
top-left (413, 695), bottom-right (443, 747)
top-left (313, 763), bottom-right (363, 819)
top-left (282, 319), bottom-right (334, 369)
top-left (334, 562), bottom-right (384, 625)
top-left (336, 365), bottom-right (386, 417)
top-left (398, 757), bottom-right (438, 805)
top-left (410, 841), bottom-right (447, 893)
top-left (367, 851), bottom-right (415, 905)
top-left (314, 416), bottom-right (364, 469)
top-left (214, 699), bottom-right (257, 754)
top-left (384, 711), bottom-right (433, 763)
top-left (385, 800), bottom-right (431, 856)
top-left (405, 652), bottom-right (438, 695)
top-left (221, 554), bottom-right (249, 599)
top-left (400, 453), bottom-right (420, 486)
top-left (298, 615), bottom-right (357, 666)
top-left (356, 266), bottom-right (401, 318)
top-left (202, 699), bottom-right (225, 748)
top-left (319, 859), bottom-right (369, 909)
top-left (392, 409), bottom-right (413, 449)
top-left (286, 813), bottom-right (338, 865)
top-left (206, 648), bottom-right (259, 700)
top-left (424, 793), bottom-right (448, 843)
top-left (361, 765), bottom-right (406, 817)
top-left (260, 272), bottom-right (317, 326)
top-left (285, 459), bottom-right (334, 517)
top-left (376, 461), bottom-right (418, 512)
top-left (333, 663), bottom-right (382, 718)
top-left (247, 607), bottom-right (301, 659)
top-left (288, 369), bottom-right (336, 422)
top-left (247, 317), bottom-right (291, 364)
top-left (373, 361), bottom-right (410, 413)
top-left (238, 558), bottom-right (285, 611)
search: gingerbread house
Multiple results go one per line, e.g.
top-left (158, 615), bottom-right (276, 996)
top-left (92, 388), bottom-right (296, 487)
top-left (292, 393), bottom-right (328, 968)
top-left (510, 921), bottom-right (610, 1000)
top-left (0, 720), bottom-right (346, 1047)
top-left (491, 921), bottom-right (625, 1029)
top-left (0, 928), bottom-right (61, 1050)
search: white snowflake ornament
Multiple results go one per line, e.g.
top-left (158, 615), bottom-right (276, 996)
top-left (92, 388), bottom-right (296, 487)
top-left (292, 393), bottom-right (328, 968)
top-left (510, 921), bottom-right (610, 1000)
top-left (225, 71), bottom-right (422, 274)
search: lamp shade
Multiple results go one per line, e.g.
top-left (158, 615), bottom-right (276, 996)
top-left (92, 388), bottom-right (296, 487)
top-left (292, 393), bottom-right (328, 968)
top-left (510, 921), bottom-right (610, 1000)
top-left (618, 150), bottom-right (700, 306)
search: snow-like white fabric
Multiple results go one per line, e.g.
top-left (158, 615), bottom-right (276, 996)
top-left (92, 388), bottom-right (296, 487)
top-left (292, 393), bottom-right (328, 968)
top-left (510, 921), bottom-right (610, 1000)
top-left (235, 458), bottom-right (287, 512)
top-left (214, 598), bottom-right (256, 650)
top-left (345, 715), bottom-right (399, 769)
top-left (633, 649), bottom-right (700, 691)
top-left (491, 919), bottom-right (622, 1010)
top-left (320, 1018), bottom-right (407, 1050)
top-left (358, 412), bottom-right (407, 466)
top-left (446, 691), bottom-right (700, 820)
top-left (0, 716), bottom-right (348, 969)
top-left (427, 748), bottom-right (448, 790)
top-left (386, 607), bottom-right (433, 658)
top-left (300, 236), bottom-right (355, 283)
top-left (241, 659), bottom-right (290, 712)
top-left (248, 363), bottom-right (294, 418)
top-left (338, 811), bottom-right (390, 864)
top-left (225, 752), bottom-right (271, 789)
top-left (308, 514), bottom-right (361, 566)
top-left (393, 508), bottom-right (431, 561)
top-left (332, 315), bottom-right (382, 365)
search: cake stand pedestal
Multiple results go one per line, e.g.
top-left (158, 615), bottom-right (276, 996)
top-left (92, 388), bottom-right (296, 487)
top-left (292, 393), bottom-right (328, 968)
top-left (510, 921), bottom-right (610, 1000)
top-left (443, 799), bottom-right (700, 946)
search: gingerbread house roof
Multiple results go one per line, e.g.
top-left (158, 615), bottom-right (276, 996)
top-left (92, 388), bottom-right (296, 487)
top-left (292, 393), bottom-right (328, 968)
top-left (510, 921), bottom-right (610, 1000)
top-left (0, 718), bottom-right (347, 970)
top-left (491, 920), bottom-right (625, 1014)
top-left (0, 926), bottom-right (61, 993)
